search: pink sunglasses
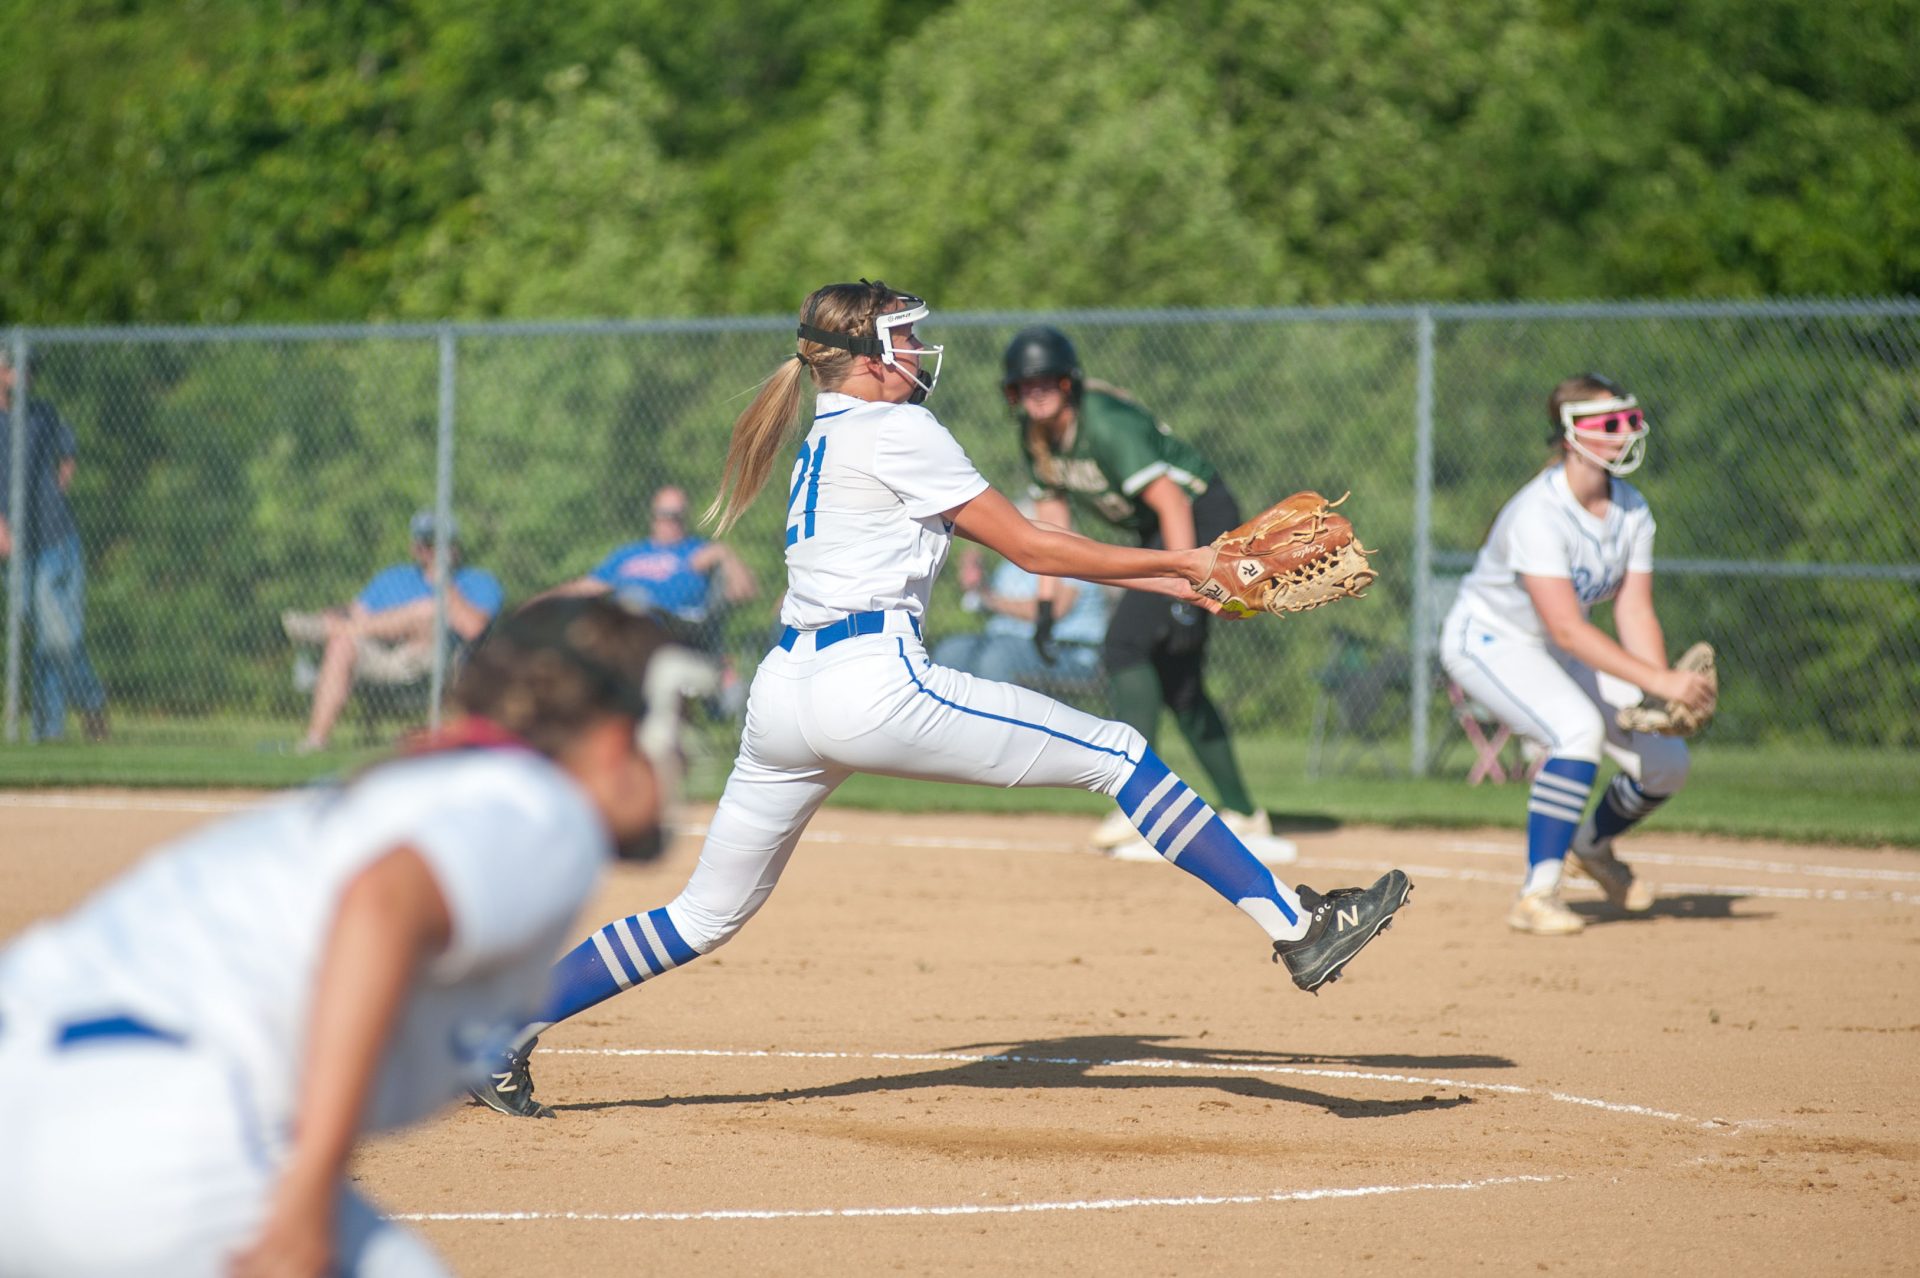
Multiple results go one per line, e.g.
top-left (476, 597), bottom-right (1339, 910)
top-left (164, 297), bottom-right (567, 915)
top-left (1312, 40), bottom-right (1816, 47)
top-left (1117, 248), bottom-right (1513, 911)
top-left (1572, 407), bottom-right (1645, 435)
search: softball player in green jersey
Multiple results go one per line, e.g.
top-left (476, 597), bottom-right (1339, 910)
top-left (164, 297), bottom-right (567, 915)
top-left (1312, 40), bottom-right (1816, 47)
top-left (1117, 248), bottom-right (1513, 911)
top-left (1003, 326), bottom-right (1293, 863)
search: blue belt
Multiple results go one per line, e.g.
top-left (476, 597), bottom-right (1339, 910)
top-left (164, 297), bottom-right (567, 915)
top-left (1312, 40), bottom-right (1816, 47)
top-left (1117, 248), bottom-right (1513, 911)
top-left (778, 610), bottom-right (920, 653)
top-left (55, 1014), bottom-right (187, 1050)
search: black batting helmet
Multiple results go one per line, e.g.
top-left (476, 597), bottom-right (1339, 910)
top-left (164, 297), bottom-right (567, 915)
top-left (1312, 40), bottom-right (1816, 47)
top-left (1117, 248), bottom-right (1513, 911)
top-left (1001, 326), bottom-right (1083, 405)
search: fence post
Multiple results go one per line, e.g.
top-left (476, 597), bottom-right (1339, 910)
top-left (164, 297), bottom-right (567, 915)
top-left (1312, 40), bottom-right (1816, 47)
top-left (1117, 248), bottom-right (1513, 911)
top-left (5, 331), bottom-right (29, 745)
top-left (1409, 309), bottom-right (1436, 777)
top-left (428, 326), bottom-right (457, 732)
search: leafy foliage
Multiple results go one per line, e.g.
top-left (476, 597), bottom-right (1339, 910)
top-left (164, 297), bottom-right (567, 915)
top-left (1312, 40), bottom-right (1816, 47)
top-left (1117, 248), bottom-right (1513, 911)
top-left (5, 0), bottom-right (1914, 323)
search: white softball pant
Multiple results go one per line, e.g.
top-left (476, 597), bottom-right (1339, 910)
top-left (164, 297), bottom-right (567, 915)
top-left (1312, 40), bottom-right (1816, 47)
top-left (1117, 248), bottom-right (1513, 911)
top-left (1440, 606), bottom-right (1690, 793)
top-left (0, 1012), bottom-right (448, 1278)
top-left (665, 614), bottom-right (1145, 952)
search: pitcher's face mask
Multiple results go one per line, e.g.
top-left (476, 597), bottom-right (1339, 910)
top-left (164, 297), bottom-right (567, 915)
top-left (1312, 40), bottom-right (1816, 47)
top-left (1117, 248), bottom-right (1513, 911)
top-left (797, 292), bottom-right (945, 404)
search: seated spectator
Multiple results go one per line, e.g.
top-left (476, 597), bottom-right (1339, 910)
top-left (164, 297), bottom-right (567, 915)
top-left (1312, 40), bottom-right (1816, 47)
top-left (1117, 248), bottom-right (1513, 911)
top-left (283, 510), bottom-right (504, 752)
top-left (541, 486), bottom-right (757, 643)
top-left (933, 546), bottom-right (1109, 688)
top-left (538, 486), bottom-right (759, 715)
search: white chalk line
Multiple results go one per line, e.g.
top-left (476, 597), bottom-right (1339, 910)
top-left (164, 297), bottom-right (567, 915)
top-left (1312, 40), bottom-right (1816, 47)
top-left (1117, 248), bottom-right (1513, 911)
top-left (392, 1172), bottom-right (1563, 1224)
top-left (543, 1045), bottom-right (1749, 1130)
top-left (5, 794), bottom-right (1908, 898)
top-left (0, 792), bottom-right (262, 814)
top-left (1302, 855), bottom-right (1920, 904)
top-left (1439, 838), bottom-right (1920, 884)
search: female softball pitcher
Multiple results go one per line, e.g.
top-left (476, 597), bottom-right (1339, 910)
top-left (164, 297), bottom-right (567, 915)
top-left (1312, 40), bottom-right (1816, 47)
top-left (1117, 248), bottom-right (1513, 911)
top-left (471, 280), bottom-right (1412, 1119)
top-left (0, 598), bottom-right (690, 1276)
top-left (1440, 373), bottom-right (1714, 935)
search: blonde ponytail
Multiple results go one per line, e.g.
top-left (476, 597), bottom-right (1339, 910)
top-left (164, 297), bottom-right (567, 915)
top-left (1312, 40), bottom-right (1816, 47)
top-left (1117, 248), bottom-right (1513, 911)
top-left (703, 279), bottom-right (902, 535)
top-left (706, 356), bottom-right (808, 535)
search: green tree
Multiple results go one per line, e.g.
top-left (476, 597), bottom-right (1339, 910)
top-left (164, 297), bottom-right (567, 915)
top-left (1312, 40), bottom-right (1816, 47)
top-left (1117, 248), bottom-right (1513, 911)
top-left (731, 0), bottom-right (1282, 312)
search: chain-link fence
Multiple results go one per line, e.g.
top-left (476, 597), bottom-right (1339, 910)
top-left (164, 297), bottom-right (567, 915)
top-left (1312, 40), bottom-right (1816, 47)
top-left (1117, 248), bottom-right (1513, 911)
top-left (5, 301), bottom-right (1917, 785)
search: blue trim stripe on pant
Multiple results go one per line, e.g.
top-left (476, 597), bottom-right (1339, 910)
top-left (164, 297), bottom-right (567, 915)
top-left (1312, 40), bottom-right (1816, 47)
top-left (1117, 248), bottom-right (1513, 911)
top-left (897, 640), bottom-right (1133, 761)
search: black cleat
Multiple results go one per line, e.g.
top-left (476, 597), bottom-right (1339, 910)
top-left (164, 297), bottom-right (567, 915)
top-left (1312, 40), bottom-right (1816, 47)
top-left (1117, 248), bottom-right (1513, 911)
top-left (1272, 870), bottom-right (1413, 993)
top-left (468, 1037), bottom-right (555, 1119)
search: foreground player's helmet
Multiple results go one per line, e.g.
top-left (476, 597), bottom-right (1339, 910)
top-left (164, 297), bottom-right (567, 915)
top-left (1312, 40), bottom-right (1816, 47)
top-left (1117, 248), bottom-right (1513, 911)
top-left (1001, 326), bottom-right (1083, 406)
top-left (1555, 372), bottom-right (1649, 477)
top-left (797, 287), bottom-right (943, 404)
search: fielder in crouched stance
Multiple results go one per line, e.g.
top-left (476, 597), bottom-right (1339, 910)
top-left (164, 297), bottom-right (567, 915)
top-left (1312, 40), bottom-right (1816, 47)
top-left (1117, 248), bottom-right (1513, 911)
top-left (473, 280), bottom-right (1413, 1119)
top-left (0, 599), bottom-right (686, 1276)
top-left (1441, 373), bottom-right (1714, 935)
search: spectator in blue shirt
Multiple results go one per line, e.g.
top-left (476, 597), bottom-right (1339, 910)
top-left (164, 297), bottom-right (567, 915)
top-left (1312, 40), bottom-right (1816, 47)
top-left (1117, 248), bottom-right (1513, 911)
top-left (283, 511), bottom-right (504, 751)
top-left (0, 350), bottom-right (109, 742)
top-left (540, 486), bottom-right (758, 646)
top-left (934, 544), bottom-right (1109, 688)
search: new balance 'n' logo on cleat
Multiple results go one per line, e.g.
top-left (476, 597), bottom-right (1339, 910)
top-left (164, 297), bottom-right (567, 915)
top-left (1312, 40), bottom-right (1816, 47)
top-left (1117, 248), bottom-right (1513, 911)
top-left (1272, 870), bottom-right (1413, 992)
top-left (468, 1037), bottom-right (554, 1119)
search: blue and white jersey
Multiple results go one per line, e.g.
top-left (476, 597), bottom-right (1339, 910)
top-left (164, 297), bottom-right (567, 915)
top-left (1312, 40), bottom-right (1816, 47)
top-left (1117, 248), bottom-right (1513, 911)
top-left (0, 750), bottom-right (608, 1139)
top-left (1451, 464), bottom-right (1656, 644)
top-left (779, 391), bottom-right (990, 630)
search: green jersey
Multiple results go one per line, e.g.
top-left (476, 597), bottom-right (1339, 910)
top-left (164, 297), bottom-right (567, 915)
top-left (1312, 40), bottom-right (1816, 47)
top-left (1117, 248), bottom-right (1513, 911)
top-left (1023, 385), bottom-right (1216, 540)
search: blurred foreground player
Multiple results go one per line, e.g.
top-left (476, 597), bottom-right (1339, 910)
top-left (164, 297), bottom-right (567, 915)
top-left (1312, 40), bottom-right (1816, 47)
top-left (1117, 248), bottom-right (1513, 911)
top-left (0, 598), bottom-right (696, 1277)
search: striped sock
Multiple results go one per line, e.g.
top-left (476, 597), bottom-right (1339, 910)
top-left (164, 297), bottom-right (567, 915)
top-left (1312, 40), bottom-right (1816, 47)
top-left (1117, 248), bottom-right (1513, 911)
top-left (515, 907), bottom-right (699, 1046)
top-left (1116, 748), bottom-right (1305, 941)
top-left (1526, 757), bottom-right (1598, 878)
top-left (1591, 774), bottom-right (1669, 842)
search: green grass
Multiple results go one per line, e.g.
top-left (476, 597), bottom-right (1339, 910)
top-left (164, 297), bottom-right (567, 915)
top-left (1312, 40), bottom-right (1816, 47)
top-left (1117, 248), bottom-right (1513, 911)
top-left (3, 718), bottom-right (1915, 849)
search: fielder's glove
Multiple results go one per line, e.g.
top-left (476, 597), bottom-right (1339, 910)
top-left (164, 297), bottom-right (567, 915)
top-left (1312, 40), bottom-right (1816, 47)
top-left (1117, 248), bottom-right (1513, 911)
top-left (1195, 490), bottom-right (1377, 618)
top-left (1616, 641), bottom-right (1718, 737)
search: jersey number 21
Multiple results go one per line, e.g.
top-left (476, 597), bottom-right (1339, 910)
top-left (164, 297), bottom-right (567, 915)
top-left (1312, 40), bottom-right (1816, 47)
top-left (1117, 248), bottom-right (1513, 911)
top-left (786, 438), bottom-right (827, 546)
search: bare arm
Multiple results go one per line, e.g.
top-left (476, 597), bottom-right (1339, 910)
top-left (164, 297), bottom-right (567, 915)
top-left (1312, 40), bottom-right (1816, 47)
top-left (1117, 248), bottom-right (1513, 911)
top-left (57, 457), bottom-right (74, 493)
top-left (1609, 571), bottom-right (1667, 668)
top-left (1137, 476), bottom-right (1198, 551)
top-left (947, 487), bottom-right (1213, 604)
top-left (1522, 573), bottom-right (1710, 709)
top-left (0, 514), bottom-right (10, 560)
top-left (229, 846), bottom-right (453, 1278)
top-left (693, 542), bottom-right (758, 603)
top-left (525, 577), bottom-right (612, 606)
top-left (982, 578), bottom-right (1077, 624)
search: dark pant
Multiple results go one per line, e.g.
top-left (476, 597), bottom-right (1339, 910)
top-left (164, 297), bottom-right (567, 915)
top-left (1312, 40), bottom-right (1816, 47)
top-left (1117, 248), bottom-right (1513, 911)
top-left (26, 534), bottom-right (107, 741)
top-left (1101, 481), bottom-right (1242, 711)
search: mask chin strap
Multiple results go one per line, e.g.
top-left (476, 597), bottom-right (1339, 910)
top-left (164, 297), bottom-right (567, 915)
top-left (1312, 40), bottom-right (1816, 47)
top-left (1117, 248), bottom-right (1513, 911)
top-left (797, 294), bottom-right (944, 404)
top-left (1559, 394), bottom-right (1650, 477)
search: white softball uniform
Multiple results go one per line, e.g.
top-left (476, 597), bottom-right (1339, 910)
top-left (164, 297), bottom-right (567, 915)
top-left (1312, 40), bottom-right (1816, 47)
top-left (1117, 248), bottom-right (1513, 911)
top-left (0, 750), bottom-right (609, 1277)
top-left (1440, 464), bottom-right (1687, 787)
top-left (662, 393), bottom-right (1149, 952)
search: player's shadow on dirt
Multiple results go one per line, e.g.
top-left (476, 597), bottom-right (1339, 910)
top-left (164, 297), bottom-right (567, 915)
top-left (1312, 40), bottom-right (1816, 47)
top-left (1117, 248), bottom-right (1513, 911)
top-left (1263, 811), bottom-right (1341, 835)
top-left (1569, 891), bottom-right (1769, 925)
top-left (560, 1033), bottom-right (1506, 1120)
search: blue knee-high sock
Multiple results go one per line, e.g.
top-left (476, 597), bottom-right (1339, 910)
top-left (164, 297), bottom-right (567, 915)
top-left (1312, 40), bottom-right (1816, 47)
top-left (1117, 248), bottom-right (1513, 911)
top-left (1591, 774), bottom-right (1669, 842)
top-left (512, 907), bottom-right (699, 1050)
top-left (1115, 748), bottom-right (1304, 941)
top-left (1526, 757), bottom-right (1598, 882)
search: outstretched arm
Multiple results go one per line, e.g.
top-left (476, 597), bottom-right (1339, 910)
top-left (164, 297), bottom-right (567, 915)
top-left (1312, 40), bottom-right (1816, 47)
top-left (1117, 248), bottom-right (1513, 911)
top-left (230, 846), bottom-right (452, 1278)
top-left (947, 487), bottom-right (1213, 604)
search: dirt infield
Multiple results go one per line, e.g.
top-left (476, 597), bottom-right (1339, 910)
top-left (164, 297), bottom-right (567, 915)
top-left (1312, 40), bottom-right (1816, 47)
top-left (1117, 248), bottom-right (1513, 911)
top-left (3, 791), bottom-right (1916, 1275)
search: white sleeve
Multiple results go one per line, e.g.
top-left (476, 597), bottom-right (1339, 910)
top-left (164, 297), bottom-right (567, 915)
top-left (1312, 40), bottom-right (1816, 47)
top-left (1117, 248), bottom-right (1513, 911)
top-left (1628, 507), bottom-right (1656, 573)
top-left (874, 408), bottom-right (991, 519)
top-left (406, 776), bottom-right (608, 981)
top-left (1504, 498), bottom-right (1576, 579)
